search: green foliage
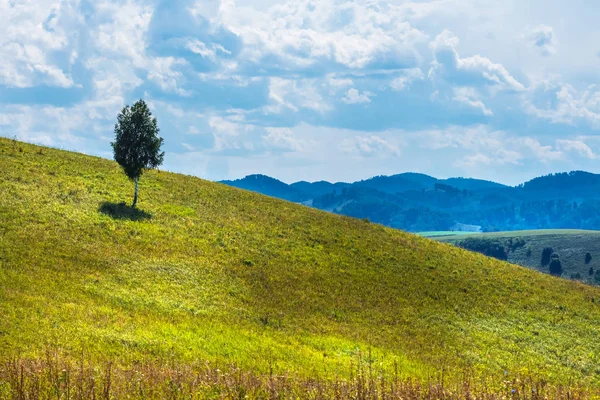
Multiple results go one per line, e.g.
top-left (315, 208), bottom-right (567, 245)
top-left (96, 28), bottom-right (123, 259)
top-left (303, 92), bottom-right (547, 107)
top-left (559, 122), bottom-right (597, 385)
top-left (455, 236), bottom-right (525, 261)
top-left (112, 99), bottom-right (164, 206)
top-left (4, 138), bottom-right (600, 391)
top-left (590, 267), bottom-right (595, 276)
top-left (548, 254), bottom-right (563, 276)
top-left (526, 245), bottom-right (532, 257)
top-left (456, 237), bottom-right (507, 260)
top-left (586, 252), bottom-right (592, 264)
top-left (541, 247), bottom-right (554, 267)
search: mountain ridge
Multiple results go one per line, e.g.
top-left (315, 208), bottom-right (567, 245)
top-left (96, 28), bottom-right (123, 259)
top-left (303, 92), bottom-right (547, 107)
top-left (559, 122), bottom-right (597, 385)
top-left (220, 171), bottom-right (600, 232)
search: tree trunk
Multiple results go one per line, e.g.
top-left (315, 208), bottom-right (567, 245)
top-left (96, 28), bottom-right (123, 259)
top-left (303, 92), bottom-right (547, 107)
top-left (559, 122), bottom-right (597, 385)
top-left (132, 177), bottom-right (139, 208)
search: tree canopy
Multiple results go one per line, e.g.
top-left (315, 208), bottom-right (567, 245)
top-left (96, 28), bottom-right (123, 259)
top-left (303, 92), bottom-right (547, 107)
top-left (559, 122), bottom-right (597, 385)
top-left (111, 99), bottom-right (164, 207)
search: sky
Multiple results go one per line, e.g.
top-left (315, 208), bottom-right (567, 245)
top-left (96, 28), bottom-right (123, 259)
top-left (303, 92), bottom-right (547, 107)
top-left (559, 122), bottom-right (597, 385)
top-left (2, 0), bottom-right (600, 185)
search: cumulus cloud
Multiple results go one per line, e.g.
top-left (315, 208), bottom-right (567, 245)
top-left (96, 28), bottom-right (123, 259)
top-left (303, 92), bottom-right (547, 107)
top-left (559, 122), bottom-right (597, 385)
top-left (526, 25), bottom-right (557, 56)
top-left (556, 139), bottom-right (597, 159)
top-left (220, 0), bottom-right (425, 74)
top-left (452, 87), bottom-right (493, 116)
top-left (342, 88), bottom-right (374, 104)
top-left (265, 77), bottom-right (331, 113)
top-left (208, 115), bottom-right (250, 151)
top-left (415, 125), bottom-right (576, 166)
top-left (262, 127), bottom-right (304, 152)
top-left (429, 30), bottom-right (525, 92)
top-left (341, 135), bottom-right (400, 157)
top-left (524, 79), bottom-right (600, 127)
top-left (0, 0), bottom-right (81, 88)
top-left (390, 68), bottom-right (424, 91)
top-left (518, 137), bottom-right (563, 161)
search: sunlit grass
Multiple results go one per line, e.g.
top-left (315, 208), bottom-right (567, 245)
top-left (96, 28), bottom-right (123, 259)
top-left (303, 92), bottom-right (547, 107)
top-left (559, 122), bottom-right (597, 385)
top-left (2, 138), bottom-right (600, 396)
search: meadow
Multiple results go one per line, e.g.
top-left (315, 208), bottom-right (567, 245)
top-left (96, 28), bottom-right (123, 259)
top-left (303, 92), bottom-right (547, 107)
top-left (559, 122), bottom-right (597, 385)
top-left (433, 230), bottom-right (600, 286)
top-left (2, 137), bottom-right (600, 398)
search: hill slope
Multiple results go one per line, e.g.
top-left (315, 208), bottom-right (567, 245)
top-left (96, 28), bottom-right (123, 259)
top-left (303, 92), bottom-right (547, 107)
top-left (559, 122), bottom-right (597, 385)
top-left (432, 230), bottom-right (600, 286)
top-left (2, 138), bottom-right (600, 389)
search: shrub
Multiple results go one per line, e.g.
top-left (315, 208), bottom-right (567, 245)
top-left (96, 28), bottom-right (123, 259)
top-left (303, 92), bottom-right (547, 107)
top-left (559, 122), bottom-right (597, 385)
top-left (589, 267), bottom-right (594, 276)
top-left (456, 238), bottom-right (507, 261)
top-left (506, 238), bottom-right (526, 253)
top-left (585, 252), bottom-right (592, 264)
top-left (541, 247), bottom-right (554, 267)
top-left (526, 245), bottom-right (532, 257)
top-left (549, 254), bottom-right (562, 276)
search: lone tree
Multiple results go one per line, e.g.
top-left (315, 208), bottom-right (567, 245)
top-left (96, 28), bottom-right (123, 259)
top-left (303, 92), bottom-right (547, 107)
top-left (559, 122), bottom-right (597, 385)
top-left (112, 100), bottom-right (164, 207)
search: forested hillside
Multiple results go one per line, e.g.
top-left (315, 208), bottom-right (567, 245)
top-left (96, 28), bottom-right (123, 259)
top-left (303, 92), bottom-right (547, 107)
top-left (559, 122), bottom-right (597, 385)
top-left (222, 171), bottom-right (600, 232)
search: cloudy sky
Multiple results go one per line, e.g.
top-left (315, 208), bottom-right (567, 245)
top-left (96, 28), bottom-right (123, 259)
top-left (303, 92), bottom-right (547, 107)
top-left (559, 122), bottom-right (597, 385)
top-left (2, 0), bottom-right (600, 185)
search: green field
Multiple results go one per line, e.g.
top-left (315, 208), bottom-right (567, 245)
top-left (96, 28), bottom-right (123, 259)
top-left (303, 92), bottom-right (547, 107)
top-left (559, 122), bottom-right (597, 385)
top-left (417, 231), bottom-right (478, 238)
top-left (435, 230), bottom-right (600, 285)
top-left (2, 138), bottom-right (600, 397)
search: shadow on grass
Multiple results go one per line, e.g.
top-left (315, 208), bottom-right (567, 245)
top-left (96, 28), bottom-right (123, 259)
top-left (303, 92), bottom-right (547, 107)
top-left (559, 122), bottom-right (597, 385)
top-left (99, 202), bottom-right (152, 221)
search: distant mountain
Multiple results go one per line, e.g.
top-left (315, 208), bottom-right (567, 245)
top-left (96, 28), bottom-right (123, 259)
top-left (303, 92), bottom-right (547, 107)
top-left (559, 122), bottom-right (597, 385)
top-left (440, 177), bottom-right (507, 191)
top-left (353, 173), bottom-right (437, 193)
top-left (519, 171), bottom-right (600, 198)
top-left (220, 171), bottom-right (600, 233)
top-left (290, 180), bottom-right (350, 197)
top-left (220, 174), bottom-right (309, 202)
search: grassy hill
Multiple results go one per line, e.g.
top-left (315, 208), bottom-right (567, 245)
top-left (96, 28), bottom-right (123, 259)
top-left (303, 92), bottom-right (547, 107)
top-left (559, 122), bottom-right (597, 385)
top-left (2, 138), bottom-right (600, 397)
top-left (432, 230), bottom-right (600, 286)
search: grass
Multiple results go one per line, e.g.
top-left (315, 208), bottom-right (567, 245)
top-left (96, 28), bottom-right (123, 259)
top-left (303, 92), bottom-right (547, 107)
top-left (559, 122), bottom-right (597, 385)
top-left (417, 231), bottom-right (478, 238)
top-left (435, 230), bottom-right (600, 285)
top-left (2, 138), bottom-right (600, 397)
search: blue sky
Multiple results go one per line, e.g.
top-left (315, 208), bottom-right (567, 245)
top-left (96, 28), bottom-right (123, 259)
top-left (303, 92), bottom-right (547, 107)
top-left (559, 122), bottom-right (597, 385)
top-left (2, 0), bottom-right (600, 185)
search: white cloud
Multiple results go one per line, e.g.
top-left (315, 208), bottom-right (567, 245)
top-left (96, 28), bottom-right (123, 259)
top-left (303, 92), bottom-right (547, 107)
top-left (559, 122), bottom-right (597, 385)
top-left (220, 0), bottom-right (425, 72)
top-left (327, 76), bottom-right (354, 91)
top-left (454, 153), bottom-right (493, 168)
top-left (526, 25), bottom-right (557, 56)
top-left (208, 115), bottom-right (249, 151)
top-left (266, 77), bottom-right (331, 113)
top-left (342, 88), bottom-right (374, 104)
top-left (518, 137), bottom-right (563, 161)
top-left (452, 87), bottom-right (493, 116)
top-left (416, 125), bottom-right (570, 165)
top-left (556, 139), bottom-right (597, 159)
top-left (341, 135), bottom-right (400, 157)
top-left (262, 127), bottom-right (303, 151)
top-left (454, 149), bottom-right (522, 169)
top-left (390, 68), bottom-right (424, 91)
top-left (0, 0), bottom-right (80, 87)
top-left (524, 79), bottom-right (600, 127)
top-left (429, 30), bottom-right (525, 92)
top-left (146, 57), bottom-right (191, 96)
top-left (182, 143), bottom-right (195, 151)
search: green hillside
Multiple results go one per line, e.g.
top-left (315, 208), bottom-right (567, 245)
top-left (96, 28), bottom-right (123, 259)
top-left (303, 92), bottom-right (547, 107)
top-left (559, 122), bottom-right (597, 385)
top-left (2, 138), bottom-right (600, 396)
top-left (434, 230), bottom-right (600, 286)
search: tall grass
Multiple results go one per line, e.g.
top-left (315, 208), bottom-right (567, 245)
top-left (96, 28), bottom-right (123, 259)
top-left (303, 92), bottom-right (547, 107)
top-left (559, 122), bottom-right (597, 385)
top-left (1, 350), bottom-right (594, 399)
